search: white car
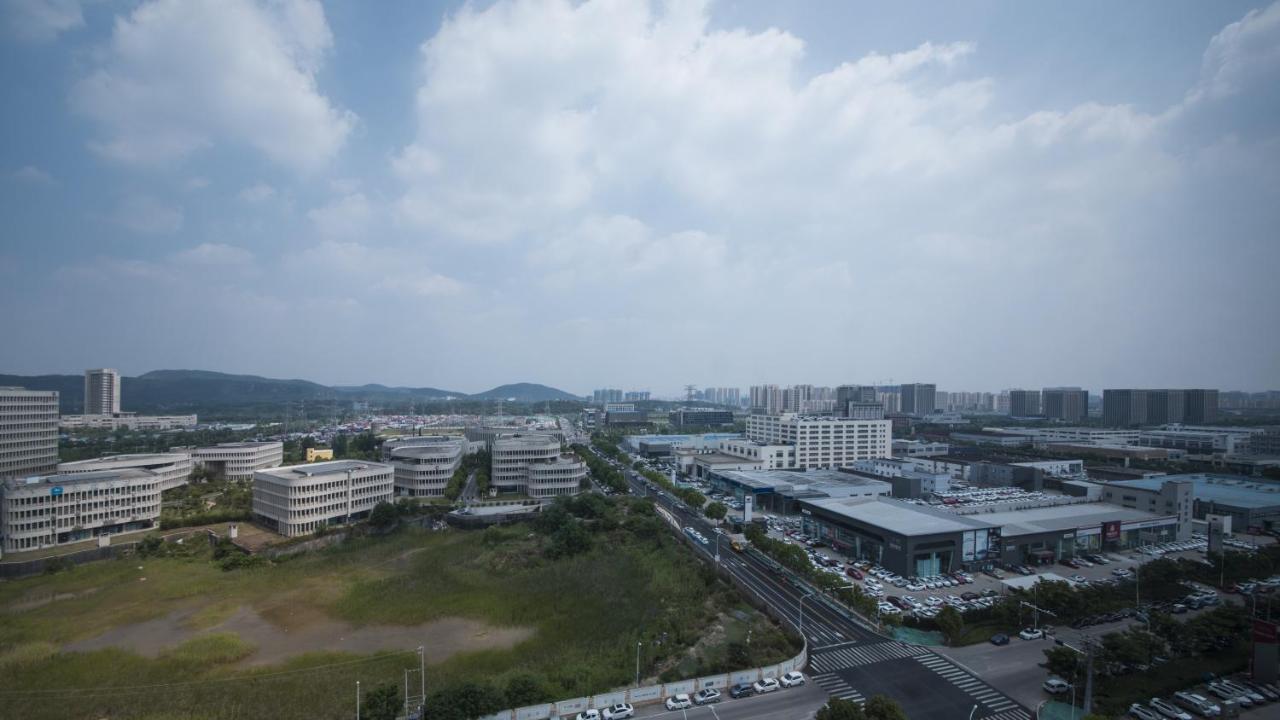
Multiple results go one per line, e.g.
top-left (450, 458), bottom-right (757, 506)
top-left (781, 671), bottom-right (806, 688)
top-left (1129, 703), bottom-right (1161, 720)
top-left (665, 694), bottom-right (692, 711)
top-left (575, 711), bottom-right (601, 720)
top-left (693, 688), bottom-right (721, 705)
top-left (1148, 698), bottom-right (1192, 720)
top-left (601, 704), bottom-right (634, 720)
top-left (1172, 692), bottom-right (1220, 718)
top-left (1019, 628), bottom-right (1044, 641)
top-left (753, 678), bottom-right (780, 694)
top-left (1042, 678), bottom-right (1071, 695)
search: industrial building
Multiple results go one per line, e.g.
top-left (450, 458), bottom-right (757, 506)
top-left (58, 452), bottom-right (193, 492)
top-left (892, 439), bottom-right (950, 458)
top-left (622, 433), bottom-right (742, 457)
top-left (708, 468), bottom-right (890, 514)
top-left (59, 413), bottom-right (198, 431)
top-left (668, 408), bottom-right (734, 429)
top-left (1099, 474), bottom-right (1280, 534)
top-left (1, 468), bottom-right (162, 553)
top-left (253, 460), bottom-right (395, 537)
top-left (189, 441), bottom-right (284, 482)
top-left (745, 413), bottom-right (891, 469)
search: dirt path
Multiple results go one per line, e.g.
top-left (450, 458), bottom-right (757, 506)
top-left (62, 605), bottom-right (535, 667)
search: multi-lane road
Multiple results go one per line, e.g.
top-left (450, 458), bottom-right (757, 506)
top-left (620, 463), bottom-right (1031, 720)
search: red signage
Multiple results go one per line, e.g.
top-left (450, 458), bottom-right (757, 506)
top-left (1254, 619), bottom-right (1279, 644)
top-left (1102, 521), bottom-right (1121, 542)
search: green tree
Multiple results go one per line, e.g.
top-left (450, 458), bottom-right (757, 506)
top-left (504, 673), bottom-right (550, 707)
top-left (704, 501), bottom-right (728, 522)
top-left (547, 521), bottom-right (592, 559)
top-left (361, 683), bottom-right (400, 720)
top-left (935, 605), bottom-right (964, 645)
top-left (816, 698), bottom-right (866, 720)
top-left (863, 695), bottom-right (908, 720)
top-left (368, 501), bottom-right (398, 532)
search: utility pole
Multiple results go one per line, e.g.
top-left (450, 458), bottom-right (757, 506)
top-left (356, 680), bottom-right (361, 720)
top-left (635, 641), bottom-right (642, 686)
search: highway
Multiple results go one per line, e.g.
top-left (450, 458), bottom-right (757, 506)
top-left (620, 463), bottom-right (1032, 720)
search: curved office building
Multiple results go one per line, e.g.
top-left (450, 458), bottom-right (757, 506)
top-left (387, 436), bottom-right (465, 498)
top-left (58, 452), bottom-right (193, 492)
top-left (492, 433), bottom-right (586, 498)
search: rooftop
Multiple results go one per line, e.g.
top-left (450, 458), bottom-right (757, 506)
top-left (259, 460), bottom-right (390, 480)
top-left (1107, 474), bottom-right (1280, 509)
top-left (4, 468), bottom-right (155, 491)
top-left (205, 441), bottom-right (281, 450)
top-left (972, 502), bottom-right (1170, 537)
top-left (717, 468), bottom-right (886, 491)
top-left (59, 452), bottom-right (189, 468)
top-left (802, 497), bottom-right (996, 536)
top-left (493, 433), bottom-right (560, 448)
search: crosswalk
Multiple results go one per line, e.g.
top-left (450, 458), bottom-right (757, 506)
top-left (812, 673), bottom-right (866, 705)
top-left (808, 641), bottom-right (924, 673)
top-left (914, 654), bottom-right (1028, 718)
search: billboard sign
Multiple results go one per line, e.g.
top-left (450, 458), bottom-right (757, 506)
top-left (50, 486), bottom-right (64, 497)
top-left (1102, 521), bottom-right (1121, 542)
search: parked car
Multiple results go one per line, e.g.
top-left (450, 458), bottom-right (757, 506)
top-left (601, 704), bottom-right (633, 720)
top-left (1148, 697), bottom-right (1192, 720)
top-left (693, 688), bottom-right (721, 705)
top-left (1172, 691), bottom-right (1220, 717)
top-left (1128, 703), bottom-right (1161, 720)
top-left (1217, 680), bottom-right (1265, 705)
top-left (575, 711), bottom-right (601, 720)
top-left (1042, 678), bottom-right (1071, 695)
top-left (665, 694), bottom-right (692, 711)
top-left (781, 671), bottom-right (806, 688)
top-left (989, 634), bottom-right (1010, 646)
top-left (1207, 682), bottom-right (1251, 708)
top-left (1019, 628), bottom-right (1044, 641)
top-left (753, 678), bottom-right (780, 694)
top-left (728, 683), bottom-right (755, 699)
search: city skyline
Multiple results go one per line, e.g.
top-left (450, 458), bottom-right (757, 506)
top-left (2, 0), bottom-right (1278, 393)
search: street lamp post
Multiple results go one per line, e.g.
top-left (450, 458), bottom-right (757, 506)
top-left (635, 641), bottom-right (642, 687)
top-left (798, 591), bottom-right (818, 639)
top-left (356, 680), bottom-right (361, 720)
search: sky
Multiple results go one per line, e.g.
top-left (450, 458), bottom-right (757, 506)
top-left (1, 0), bottom-right (1278, 397)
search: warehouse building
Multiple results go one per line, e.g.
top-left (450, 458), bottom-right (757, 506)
top-left (1100, 474), bottom-right (1280, 534)
top-left (707, 468), bottom-right (890, 514)
top-left (253, 460), bottom-right (394, 537)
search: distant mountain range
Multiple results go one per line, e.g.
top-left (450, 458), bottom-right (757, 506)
top-left (0, 369), bottom-right (581, 413)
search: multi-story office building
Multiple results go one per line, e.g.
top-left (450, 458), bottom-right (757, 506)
top-left (58, 452), bottom-right (192, 492)
top-left (386, 436), bottom-right (465, 498)
top-left (746, 413), bottom-right (891, 469)
top-left (1042, 387), bottom-right (1089, 422)
top-left (0, 387), bottom-right (60, 480)
top-left (1, 468), bottom-right (162, 553)
top-left (899, 384), bottom-right (936, 417)
top-left (669, 408), bottom-right (734, 428)
top-left (253, 460), bottom-right (394, 537)
top-left (1008, 390), bottom-right (1041, 417)
top-left (83, 368), bottom-right (121, 415)
top-left (491, 433), bottom-right (586, 498)
top-left (189, 441), bottom-right (284, 481)
top-left (1184, 389), bottom-right (1220, 424)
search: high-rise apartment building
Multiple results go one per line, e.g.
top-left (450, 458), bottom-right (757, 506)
top-left (1103, 388), bottom-right (1219, 427)
top-left (1103, 389), bottom-right (1148, 427)
top-left (750, 384), bottom-right (783, 414)
top-left (1041, 387), bottom-right (1089, 422)
top-left (83, 369), bottom-right (121, 415)
top-left (592, 389), bottom-right (624, 405)
top-left (1008, 389), bottom-right (1042, 417)
top-left (899, 384), bottom-right (936, 417)
top-left (0, 387), bottom-right (60, 479)
top-left (1184, 389), bottom-right (1220, 424)
top-left (1146, 389), bottom-right (1186, 425)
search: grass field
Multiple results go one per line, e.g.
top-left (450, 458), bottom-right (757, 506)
top-left (0, 499), bottom-right (798, 720)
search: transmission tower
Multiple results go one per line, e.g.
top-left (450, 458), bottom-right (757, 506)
top-left (684, 385), bottom-right (696, 402)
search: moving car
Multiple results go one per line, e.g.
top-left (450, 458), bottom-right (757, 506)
top-left (990, 633), bottom-right (1010, 646)
top-left (781, 671), bottom-right (806, 688)
top-left (1042, 678), bottom-right (1071, 695)
top-left (1019, 628), bottom-right (1044, 641)
top-left (601, 704), bottom-right (634, 720)
top-left (728, 683), bottom-right (755, 699)
top-left (664, 694), bottom-right (692, 711)
top-left (753, 678), bottom-right (780, 694)
top-left (693, 688), bottom-right (721, 705)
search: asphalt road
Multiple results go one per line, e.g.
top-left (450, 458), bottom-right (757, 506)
top-left (617, 460), bottom-right (1032, 720)
top-left (630, 684), bottom-right (830, 720)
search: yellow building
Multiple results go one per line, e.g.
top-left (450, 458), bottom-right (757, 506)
top-left (306, 447), bottom-right (334, 462)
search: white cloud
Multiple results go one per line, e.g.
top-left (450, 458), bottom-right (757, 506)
top-left (5, 0), bottom-right (83, 43)
top-left (172, 242), bottom-right (254, 266)
top-left (70, 0), bottom-right (355, 172)
top-left (8, 165), bottom-right (55, 185)
top-left (114, 194), bottom-right (183, 234)
top-left (307, 192), bottom-right (371, 237)
top-left (238, 182), bottom-right (277, 203)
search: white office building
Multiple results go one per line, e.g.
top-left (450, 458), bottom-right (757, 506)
top-left (253, 460), bottom-right (395, 537)
top-left (84, 369), bottom-right (121, 415)
top-left (60, 413), bottom-right (197, 431)
top-left (1, 469), bottom-right (162, 553)
top-left (190, 442), bottom-right (284, 481)
top-left (0, 387), bottom-right (60, 480)
top-left (59, 452), bottom-right (193, 492)
top-left (746, 413), bottom-right (892, 469)
top-left (491, 433), bottom-right (587, 498)
top-left (387, 436), bottom-right (465, 498)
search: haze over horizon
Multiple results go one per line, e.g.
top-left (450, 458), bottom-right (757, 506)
top-left (2, 0), bottom-right (1278, 394)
